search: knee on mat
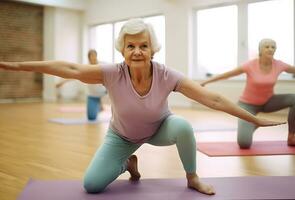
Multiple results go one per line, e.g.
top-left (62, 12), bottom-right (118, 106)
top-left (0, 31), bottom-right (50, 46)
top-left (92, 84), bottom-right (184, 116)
top-left (83, 178), bottom-right (107, 193)
top-left (87, 113), bottom-right (97, 121)
top-left (238, 140), bottom-right (252, 149)
top-left (88, 116), bottom-right (97, 121)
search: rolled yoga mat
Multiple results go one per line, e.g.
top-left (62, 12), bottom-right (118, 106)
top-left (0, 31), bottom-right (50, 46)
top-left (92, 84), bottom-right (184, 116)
top-left (17, 176), bottom-right (295, 200)
top-left (48, 112), bottom-right (111, 125)
top-left (48, 117), bottom-right (110, 125)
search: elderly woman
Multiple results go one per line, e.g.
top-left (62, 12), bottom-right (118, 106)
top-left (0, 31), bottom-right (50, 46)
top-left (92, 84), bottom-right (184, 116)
top-left (201, 38), bottom-right (295, 148)
top-left (0, 19), bottom-right (284, 195)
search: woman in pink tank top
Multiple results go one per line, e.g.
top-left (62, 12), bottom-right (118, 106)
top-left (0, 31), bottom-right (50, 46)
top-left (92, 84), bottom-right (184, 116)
top-left (201, 38), bottom-right (295, 148)
top-left (0, 21), bottom-right (285, 195)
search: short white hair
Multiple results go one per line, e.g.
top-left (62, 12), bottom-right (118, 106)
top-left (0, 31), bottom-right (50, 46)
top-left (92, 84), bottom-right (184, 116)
top-left (115, 18), bottom-right (161, 54)
top-left (258, 38), bottom-right (276, 54)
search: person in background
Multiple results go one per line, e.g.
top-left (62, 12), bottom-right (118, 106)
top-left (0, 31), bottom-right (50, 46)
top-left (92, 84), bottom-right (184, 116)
top-left (0, 20), bottom-right (285, 195)
top-left (56, 49), bottom-right (107, 121)
top-left (201, 38), bottom-right (295, 148)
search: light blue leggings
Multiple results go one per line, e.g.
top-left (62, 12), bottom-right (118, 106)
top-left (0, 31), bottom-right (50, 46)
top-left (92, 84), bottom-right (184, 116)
top-left (238, 94), bottom-right (295, 149)
top-left (83, 115), bottom-right (196, 193)
top-left (87, 96), bottom-right (102, 121)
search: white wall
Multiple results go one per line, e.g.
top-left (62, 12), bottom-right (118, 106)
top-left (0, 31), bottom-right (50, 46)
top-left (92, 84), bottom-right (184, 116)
top-left (43, 7), bottom-right (84, 101)
top-left (14, 0), bottom-right (87, 10)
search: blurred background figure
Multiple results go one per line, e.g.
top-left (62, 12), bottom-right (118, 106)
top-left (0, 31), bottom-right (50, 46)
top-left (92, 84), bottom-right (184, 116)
top-left (201, 38), bottom-right (295, 148)
top-left (56, 49), bottom-right (107, 120)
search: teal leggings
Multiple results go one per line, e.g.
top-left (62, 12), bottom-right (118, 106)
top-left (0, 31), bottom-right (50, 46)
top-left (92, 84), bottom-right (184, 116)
top-left (83, 115), bottom-right (196, 193)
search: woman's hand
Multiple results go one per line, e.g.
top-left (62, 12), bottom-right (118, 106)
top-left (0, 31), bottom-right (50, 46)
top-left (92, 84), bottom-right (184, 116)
top-left (0, 62), bottom-right (19, 71)
top-left (0, 61), bottom-right (104, 84)
top-left (254, 117), bottom-right (286, 127)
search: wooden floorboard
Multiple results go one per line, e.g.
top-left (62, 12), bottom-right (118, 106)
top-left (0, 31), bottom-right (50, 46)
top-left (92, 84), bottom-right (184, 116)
top-left (0, 102), bottom-right (293, 200)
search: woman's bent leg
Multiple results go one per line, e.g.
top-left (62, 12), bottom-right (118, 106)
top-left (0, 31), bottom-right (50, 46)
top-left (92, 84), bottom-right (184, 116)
top-left (83, 129), bottom-right (140, 193)
top-left (148, 115), bottom-right (196, 172)
top-left (148, 115), bottom-right (214, 195)
top-left (263, 94), bottom-right (295, 145)
top-left (237, 102), bottom-right (260, 149)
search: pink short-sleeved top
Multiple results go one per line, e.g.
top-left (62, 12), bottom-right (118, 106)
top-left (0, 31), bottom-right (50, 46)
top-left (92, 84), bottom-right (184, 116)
top-left (239, 58), bottom-right (289, 105)
top-left (100, 61), bottom-right (184, 143)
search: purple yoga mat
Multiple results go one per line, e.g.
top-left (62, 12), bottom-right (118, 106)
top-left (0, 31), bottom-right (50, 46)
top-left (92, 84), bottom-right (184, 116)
top-left (17, 176), bottom-right (295, 200)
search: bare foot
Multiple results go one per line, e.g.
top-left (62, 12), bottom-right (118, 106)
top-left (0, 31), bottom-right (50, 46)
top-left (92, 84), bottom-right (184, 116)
top-left (288, 134), bottom-right (295, 146)
top-left (187, 173), bottom-right (215, 195)
top-left (127, 155), bottom-right (141, 181)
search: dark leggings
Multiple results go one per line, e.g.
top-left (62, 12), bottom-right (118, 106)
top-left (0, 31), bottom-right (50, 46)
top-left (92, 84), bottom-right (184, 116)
top-left (238, 94), bottom-right (295, 149)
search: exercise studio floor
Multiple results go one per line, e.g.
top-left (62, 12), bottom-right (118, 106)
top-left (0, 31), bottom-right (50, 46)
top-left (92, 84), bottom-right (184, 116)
top-left (0, 102), bottom-right (294, 200)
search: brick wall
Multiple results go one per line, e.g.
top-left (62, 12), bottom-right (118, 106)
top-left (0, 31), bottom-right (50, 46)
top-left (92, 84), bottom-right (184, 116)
top-left (0, 1), bottom-right (43, 99)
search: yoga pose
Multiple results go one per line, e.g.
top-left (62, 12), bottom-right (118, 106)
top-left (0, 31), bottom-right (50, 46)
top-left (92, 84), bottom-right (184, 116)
top-left (0, 20), bottom-right (285, 195)
top-left (201, 38), bottom-right (295, 148)
top-left (56, 49), bottom-right (107, 120)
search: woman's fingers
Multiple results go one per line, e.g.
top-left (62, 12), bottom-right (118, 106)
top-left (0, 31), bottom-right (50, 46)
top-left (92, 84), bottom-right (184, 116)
top-left (256, 118), bottom-right (286, 127)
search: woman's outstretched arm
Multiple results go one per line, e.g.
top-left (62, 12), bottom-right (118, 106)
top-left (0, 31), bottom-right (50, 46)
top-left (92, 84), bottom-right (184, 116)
top-left (285, 64), bottom-right (295, 74)
top-left (178, 78), bottom-right (285, 127)
top-left (200, 67), bottom-right (244, 86)
top-left (0, 61), bottom-right (103, 84)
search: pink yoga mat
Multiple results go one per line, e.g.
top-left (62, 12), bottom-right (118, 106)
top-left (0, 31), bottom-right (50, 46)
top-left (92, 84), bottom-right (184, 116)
top-left (17, 176), bottom-right (295, 200)
top-left (197, 140), bottom-right (295, 156)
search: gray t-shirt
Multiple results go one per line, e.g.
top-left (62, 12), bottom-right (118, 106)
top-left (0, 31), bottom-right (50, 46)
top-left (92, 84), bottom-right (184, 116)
top-left (101, 61), bottom-right (184, 143)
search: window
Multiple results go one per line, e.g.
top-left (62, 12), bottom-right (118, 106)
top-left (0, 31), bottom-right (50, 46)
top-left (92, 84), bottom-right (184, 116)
top-left (195, 5), bottom-right (238, 76)
top-left (89, 23), bottom-right (113, 63)
top-left (90, 15), bottom-right (165, 64)
top-left (194, 0), bottom-right (294, 79)
top-left (114, 20), bottom-right (126, 63)
top-left (248, 0), bottom-right (294, 64)
top-left (144, 16), bottom-right (165, 64)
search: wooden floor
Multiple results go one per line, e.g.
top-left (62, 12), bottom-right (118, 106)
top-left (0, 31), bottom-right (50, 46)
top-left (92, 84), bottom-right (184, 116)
top-left (0, 102), bottom-right (294, 200)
